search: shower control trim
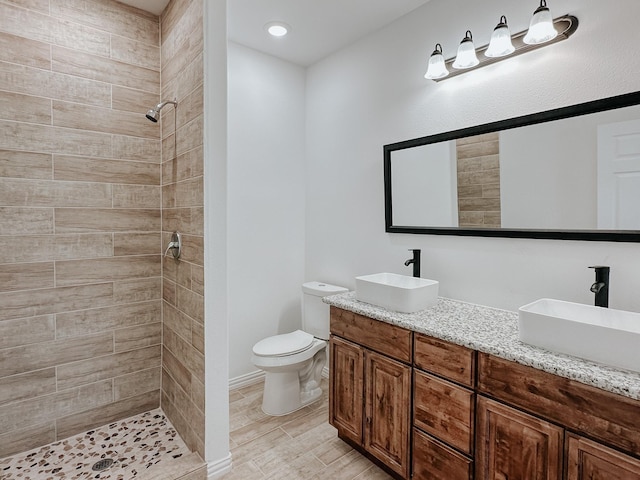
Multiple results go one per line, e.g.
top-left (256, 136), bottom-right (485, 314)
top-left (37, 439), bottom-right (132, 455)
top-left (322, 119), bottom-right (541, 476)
top-left (165, 231), bottom-right (181, 259)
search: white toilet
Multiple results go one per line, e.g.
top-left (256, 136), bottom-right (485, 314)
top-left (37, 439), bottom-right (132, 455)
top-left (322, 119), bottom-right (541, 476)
top-left (251, 281), bottom-right (348, 416)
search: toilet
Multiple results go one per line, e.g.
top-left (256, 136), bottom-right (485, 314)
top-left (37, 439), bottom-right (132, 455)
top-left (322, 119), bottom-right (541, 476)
top-left (251, 281), bottom-right (348, 416)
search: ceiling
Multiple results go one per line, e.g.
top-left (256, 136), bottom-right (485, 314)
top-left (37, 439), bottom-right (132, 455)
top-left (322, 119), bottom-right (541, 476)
top-left (119, 0), bottom-right (431, 66)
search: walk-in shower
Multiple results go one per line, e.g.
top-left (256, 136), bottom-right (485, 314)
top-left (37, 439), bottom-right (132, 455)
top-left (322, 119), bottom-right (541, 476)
top-left (145, 98), bottom-right (177, 122)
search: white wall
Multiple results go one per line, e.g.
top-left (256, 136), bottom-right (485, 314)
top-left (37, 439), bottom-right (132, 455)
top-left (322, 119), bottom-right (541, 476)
top-left (305, 0), bottom-right (640, 313)
top-left (228, 42), bottom-right (307, 379)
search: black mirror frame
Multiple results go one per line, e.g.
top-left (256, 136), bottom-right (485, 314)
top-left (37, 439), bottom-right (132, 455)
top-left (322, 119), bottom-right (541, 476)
top-left (384, 90), bottom-right (640, 242)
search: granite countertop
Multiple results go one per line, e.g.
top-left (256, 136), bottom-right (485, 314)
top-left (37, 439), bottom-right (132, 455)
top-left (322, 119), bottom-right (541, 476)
top-left (324, 291), bottom-right (640, 401)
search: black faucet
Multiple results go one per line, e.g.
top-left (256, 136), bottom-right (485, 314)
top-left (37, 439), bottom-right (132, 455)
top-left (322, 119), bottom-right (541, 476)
top-left (404, 249), bottom-right (421, 278)
top-left (589, 266), bottom-right (610, 308)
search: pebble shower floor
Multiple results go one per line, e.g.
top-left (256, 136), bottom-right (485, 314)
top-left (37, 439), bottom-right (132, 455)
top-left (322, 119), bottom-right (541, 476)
top-left (0, 409), bottom-right (190, 479)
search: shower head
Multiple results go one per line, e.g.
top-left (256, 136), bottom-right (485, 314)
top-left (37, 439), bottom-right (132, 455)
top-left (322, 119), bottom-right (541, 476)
top-left (145, 99), bottom-right (177, 122)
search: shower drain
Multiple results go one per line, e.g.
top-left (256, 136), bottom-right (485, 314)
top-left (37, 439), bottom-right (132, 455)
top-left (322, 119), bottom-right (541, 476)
top-left (91, 458), bottom-right (114, 471)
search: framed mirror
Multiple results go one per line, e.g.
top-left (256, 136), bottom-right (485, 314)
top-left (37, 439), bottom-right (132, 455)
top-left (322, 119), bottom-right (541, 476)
top-left (384, 90), bottom-right (640, 242)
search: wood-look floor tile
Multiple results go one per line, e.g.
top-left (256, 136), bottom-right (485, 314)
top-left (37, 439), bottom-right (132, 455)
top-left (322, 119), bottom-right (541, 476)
top-left (219, 460), bottom-right (264, 480)
top-left (254, 422), bottom-right (338, 476)
top-left (230, 427), bottom-right (292, 467)
top-left (311, 434), bottom-right (354, 466)
top-left (262, 451), bottom-right (326, 480)
top-left (226, 378), bottom-right (390, 480)
top-left (353, 465), bottom-right (394, 479)
top-left (307, 450), bottom-right (376, 480)
top-left (281, 403), bottom-right (330, 438)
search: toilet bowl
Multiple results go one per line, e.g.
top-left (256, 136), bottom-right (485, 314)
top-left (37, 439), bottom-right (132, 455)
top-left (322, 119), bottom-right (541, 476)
top-left (251, 282), bottom-right (348, 416)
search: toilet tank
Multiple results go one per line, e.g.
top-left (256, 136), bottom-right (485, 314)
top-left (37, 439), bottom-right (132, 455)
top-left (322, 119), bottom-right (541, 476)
top-left (302, 281), bottom-right (348, 340)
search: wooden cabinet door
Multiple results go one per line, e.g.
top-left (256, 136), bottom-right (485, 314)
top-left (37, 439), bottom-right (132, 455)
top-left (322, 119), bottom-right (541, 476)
top-left (567, 434), bottom-right (640, 479)
top-left (364, 349), bottom-right (411, 479)
top-left (476, 396), bottom-right (563, 480)
top-left (329, 335), bottom-right (364, 446)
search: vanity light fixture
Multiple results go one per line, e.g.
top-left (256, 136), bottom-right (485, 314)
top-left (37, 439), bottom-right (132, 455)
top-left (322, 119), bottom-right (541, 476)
top-left (452, 31), bottom-right (479, 69)
top-left (265, 21), bottom-right (290, 37)
top-left (424, 1), bottom-right (578, 82)
top-left (523, 0), bottom-right (557, 44)
top-left (424, 43), bottom-right (449, 80)
top-left (485, 16), bottom-right (515, 58)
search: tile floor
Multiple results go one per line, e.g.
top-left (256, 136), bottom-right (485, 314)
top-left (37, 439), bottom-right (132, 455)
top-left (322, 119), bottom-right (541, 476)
top-left (1, 379), bottom-right (389, 480)
top-left (222, 378), bottom-right (393, 480)
top-left (0, 409), bottom-right (203, 480)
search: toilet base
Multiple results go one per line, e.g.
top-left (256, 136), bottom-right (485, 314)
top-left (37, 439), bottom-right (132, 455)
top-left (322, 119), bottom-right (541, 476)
top-left (261, 372), bottom-right (323, 416)
top-left (260, 348), bottom-right (326, 416)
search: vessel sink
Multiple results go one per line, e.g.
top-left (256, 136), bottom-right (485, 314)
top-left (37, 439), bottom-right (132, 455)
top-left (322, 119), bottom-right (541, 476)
top-left (355, 272), bottom-right (439, 313)
top-left (519, 298), bottom-right (640, 373)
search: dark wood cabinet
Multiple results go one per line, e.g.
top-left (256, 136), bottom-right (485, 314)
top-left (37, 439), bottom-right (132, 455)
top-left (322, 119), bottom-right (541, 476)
top-left (566, 434), bottom-right (640, 480)
top-left (329, 307), bottom-right (411, 478)
top-left (329, 307), bottom-right (640, 480)
top-left (364, 350), bottom-right (411, 478)
top-left (476, 396), bottom-right (563, 480)
top-left (329, 335), bottom-right (364, 446)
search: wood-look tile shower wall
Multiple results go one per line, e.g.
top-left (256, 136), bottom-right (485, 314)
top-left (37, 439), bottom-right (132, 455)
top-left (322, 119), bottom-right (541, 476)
top-left (159, 0), bottom-right (206, 457)
top-left (0, 0), bottom-right (162, 458)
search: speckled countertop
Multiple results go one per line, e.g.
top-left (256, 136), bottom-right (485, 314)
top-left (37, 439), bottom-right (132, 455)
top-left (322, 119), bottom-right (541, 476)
top-left (324, 292), bottom-right (640, 401)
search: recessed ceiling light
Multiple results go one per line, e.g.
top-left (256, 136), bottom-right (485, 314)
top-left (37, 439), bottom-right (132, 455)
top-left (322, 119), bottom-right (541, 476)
top-left (265, 21), bottom-right (290, 37)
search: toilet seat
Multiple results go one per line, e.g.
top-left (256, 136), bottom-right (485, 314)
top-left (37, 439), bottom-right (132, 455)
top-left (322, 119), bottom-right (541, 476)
top-left (252, 330), bottom-right (314, 357)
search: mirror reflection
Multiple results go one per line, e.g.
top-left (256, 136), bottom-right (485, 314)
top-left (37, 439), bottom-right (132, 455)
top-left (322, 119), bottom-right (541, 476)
top-left (385, 92), bottom-right (640, 241)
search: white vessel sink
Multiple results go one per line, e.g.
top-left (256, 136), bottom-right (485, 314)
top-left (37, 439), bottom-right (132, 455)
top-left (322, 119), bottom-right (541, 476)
top-left (355, 272), bottom-right (439, 313)
top-left (519, 298), bottom-right (640, 373)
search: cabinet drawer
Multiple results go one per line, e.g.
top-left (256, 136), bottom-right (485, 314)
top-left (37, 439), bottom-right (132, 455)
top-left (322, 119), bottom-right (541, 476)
top-left (330, 307), bottom-right (412, 363)
top-left (413, 428), bottom-right (472, 480)
top-left (414, 333), bottom-right (475, 387)
top-left (414, 370), bottom-right (474, 455)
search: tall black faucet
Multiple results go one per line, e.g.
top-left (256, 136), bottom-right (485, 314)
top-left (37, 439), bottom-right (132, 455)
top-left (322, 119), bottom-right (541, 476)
top-left (589, 266), bottom-right (610, 308)
top-left (404, 249), bottom-right (421, 278)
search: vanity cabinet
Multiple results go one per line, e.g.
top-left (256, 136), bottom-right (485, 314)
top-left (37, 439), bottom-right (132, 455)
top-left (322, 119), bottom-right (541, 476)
top-left (329, 307), bottom-right (640, 480)
top-left (476, 396), bottom-right (563, 480)
top-left (566, 434), bottom-right (640, 479)
top-left (329, 307), bottom-right (412, 479)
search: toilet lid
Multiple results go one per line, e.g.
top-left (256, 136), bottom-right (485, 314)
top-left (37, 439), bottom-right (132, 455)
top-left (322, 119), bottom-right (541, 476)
top-left (253, 330), bottom-right (314, 357)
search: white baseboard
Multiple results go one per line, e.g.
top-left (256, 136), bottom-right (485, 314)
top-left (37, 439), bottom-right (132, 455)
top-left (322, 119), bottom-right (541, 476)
top-left (206, 453), bottom-right (232, 479)
top-left (228, 370), bottom-right (265, 390)
top-left (229, 366), bottom-right (329, 390)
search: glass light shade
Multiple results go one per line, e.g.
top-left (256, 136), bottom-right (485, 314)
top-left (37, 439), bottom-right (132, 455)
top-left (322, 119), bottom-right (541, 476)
top-left (523, 0), bottom-right (558, 44)
top-left (452, 31), bottom-right (479, 69)
top-left (424, 44), bottom-right (449, 80)
top-left (485, 16), bottom-right (515, 57)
